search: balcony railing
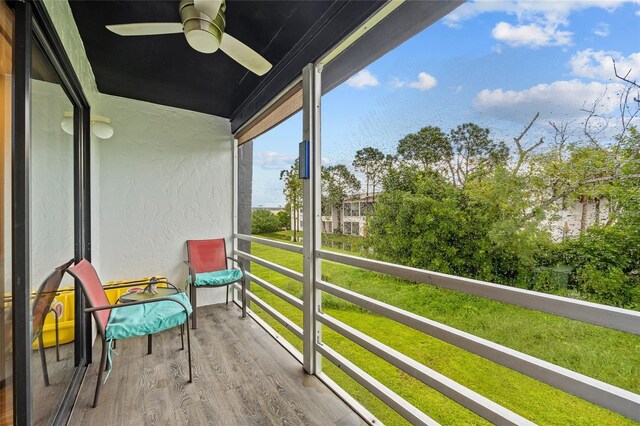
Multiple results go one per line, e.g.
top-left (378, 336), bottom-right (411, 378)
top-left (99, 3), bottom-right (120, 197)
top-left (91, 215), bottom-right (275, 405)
top-left (232, 232), bottom-right (640, 425)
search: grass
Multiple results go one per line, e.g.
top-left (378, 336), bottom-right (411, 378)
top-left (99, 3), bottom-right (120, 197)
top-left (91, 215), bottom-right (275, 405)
top-left (245, 234), bottom-right (639, 425)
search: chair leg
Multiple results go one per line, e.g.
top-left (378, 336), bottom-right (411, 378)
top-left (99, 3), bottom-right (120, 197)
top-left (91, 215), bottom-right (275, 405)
top-left (185, 320), bottom-right (192, 383)
top-left (93, 338), bottom-right (109, 408)
top-left (190, 285), bottom-right (197, 329)
top-left (180, 324), bottom-right (184, 350)
top-left (225, 285), bottom-right (229, 306)
top-left (38, 333), bottom-right (50, 387)
top-left (54, 312), bottom-right (60, 362)
top-left (148, 334), bottom-right (153, 355)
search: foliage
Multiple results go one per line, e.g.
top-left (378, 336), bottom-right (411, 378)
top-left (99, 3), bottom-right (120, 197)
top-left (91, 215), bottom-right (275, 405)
top-left (321, 164), bottom-right (361, 231)
top-left (280, 160), bottom-right (303, 240)
top-left (276, 208), bottom-right (290, 230)
top-left (251, 209), bottom-right (280, 234)
top-left (352, 147), bottom-right (387, 202)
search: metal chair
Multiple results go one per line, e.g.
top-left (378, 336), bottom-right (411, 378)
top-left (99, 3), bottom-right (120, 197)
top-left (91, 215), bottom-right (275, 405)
top-left (32, 259), bottom-right (74, 386)
top-left (184, 238), bottom-right (246, 329)
top-left (67, 259), bottom-right (192, 407)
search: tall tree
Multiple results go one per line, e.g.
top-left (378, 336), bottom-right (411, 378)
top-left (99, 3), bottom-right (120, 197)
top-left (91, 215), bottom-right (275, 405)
top-left (322, 164), bottom-right (361, 233)
top-left (280, 160), bottom-right (303, 241)
top-left (397, 126), bottom-right (452, 176)
top-left (449, 123), bottom-right (509, 186)
top-left (352, 147), bottom-right (387, 202)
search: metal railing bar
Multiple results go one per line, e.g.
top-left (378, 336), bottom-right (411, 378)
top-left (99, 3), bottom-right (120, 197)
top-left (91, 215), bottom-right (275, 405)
top-left (235, 233), bottom-right (303, 254)
top-left (315, 372), bottom-right (381, 426)
top-left (317, 342), bottom-right (440, 426)
top-left (236, 250), bottom-right (304, 282)
top-left (242, 287), bottom-right (304, 340)
top-left (317, 280), bottom-right (640, 422)
top-left (245, 271), bottom-right (303, 310)
top-left (232, 286), bottom-right (304, 365)
top-left (317, 250), bottom-right (640, 335)
top-left (317, 312), bottom-right (534, 425)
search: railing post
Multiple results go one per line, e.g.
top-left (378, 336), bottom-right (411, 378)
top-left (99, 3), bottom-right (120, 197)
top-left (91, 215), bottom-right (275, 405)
top-left (302, 63), bottom-right (322, 374)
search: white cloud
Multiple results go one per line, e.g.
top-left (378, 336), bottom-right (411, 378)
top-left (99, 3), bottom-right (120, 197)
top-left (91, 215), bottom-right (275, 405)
top-left (407, 72), bottom-right (438, 91)
top-left (389, 72), bottom-right (438, 91)
top-left (455, 85), bottom-right (464, 94)
top-left (254, 151), bottom-right (296, 170)
top-left (593, 22), bottom-right (610, 37)
top-left (473, 79), bottom-right (623, 122)
top-left (444, 1), bottom-right (629, 28)
top-left (491, 21), bottom-right (572, 47)
top-left (346, 70), bottom-right (379, 89)
top-left (389, 76), bottom-right (405, 88)
top-left (569, 49), bottom-right (640, 81)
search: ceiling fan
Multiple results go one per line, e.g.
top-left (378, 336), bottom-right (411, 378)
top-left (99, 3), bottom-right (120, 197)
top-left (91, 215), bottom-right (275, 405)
top-left (105, 0), bottom-right (272, 76)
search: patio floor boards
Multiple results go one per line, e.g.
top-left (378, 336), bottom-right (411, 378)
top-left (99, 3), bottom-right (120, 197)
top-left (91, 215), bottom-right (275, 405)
top-left (69, 304), bottom-right (363, 425)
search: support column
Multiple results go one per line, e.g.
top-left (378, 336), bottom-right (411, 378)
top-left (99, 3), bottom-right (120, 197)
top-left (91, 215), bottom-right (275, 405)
top-left (302, 63), bottom-right (322, 374)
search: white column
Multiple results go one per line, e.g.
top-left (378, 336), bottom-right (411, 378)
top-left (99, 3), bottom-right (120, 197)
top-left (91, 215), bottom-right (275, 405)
top-left (302, 63), bottom-right (322, 374)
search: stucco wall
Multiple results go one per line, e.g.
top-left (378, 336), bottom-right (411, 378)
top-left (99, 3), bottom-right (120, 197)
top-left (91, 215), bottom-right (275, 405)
top-left (98, 94), bottom-right (233, 305)
top-left (42, 0), bottom-right (99, 106)
top-left (42, 0), bottom-right (103, 276)
top-left (30, 80), bottom-right (75, 288)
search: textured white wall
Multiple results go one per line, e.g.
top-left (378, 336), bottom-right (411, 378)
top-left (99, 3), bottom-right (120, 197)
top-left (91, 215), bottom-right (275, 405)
top-left (30, 80), bottom-right (75, 288)
top-left (98, 94), bottom-right (233, 306)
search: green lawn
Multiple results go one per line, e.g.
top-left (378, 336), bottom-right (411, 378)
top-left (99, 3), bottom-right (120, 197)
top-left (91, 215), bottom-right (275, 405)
top-left (245, 237), bottom-right (639, 425)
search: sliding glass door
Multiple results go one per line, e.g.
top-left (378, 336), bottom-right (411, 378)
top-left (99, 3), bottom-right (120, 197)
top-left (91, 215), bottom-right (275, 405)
top-left (0, 1), bottom-right (13, 424)
top-left (29, 34), bottom-right (76, 425)
top-left (7, 2), bottom-right (91, 425)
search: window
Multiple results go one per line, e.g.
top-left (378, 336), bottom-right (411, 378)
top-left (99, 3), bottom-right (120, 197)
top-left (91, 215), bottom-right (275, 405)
top-left (350, 202), bottom-right (360, 217)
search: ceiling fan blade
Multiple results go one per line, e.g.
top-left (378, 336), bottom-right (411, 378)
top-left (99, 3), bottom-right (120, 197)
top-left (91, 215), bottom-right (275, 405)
top-left (106, 23), bottom-right (183, 36)
top-left (219, 33), bottom-right (272, 76)
top-left (194, 0), bottom-right (222, 19)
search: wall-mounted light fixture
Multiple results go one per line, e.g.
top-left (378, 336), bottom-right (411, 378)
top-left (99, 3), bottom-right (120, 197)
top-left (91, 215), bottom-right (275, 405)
top-left (61, 111), bottom-right (114, 139)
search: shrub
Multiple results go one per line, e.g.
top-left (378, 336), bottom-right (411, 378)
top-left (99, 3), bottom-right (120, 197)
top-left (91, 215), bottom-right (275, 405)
top-left (252, 209), bottom-right (280, 234)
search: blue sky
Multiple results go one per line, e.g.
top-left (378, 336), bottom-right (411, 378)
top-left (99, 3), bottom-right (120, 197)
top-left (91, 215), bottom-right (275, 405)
top-left (252, 0), bottom-right (640, 207)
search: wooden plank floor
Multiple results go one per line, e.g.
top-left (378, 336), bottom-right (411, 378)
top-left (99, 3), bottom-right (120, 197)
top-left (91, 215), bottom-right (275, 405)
top-left (69, 304), bottom-right (364, 426)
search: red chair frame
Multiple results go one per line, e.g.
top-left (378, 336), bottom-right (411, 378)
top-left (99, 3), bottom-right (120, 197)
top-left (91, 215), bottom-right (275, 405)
top-left (67, 259), bottom-right (192, 407)
top-left (184, 238), bottom-right (246, 329)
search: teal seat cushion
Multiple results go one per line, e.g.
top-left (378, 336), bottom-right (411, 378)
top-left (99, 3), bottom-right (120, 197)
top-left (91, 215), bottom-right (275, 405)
top-left (189, 269), bottom-right (243, 287)
top-left (105, 293), bottom-right (192, 340)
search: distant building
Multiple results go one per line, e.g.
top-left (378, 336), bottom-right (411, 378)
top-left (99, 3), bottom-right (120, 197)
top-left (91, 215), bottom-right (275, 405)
top-left (542, 198), bottom-right (609, 242)
top-left (293, 193), bottom-right (608, 240)
top-left (252, 206), bottom-right (284, 215)
top-left (293, 193), bottom-right (375, 237)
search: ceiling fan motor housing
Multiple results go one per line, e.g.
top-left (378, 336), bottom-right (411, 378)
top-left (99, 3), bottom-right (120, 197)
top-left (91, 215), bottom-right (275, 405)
top-left (179, 0), bottom-right (226, 53)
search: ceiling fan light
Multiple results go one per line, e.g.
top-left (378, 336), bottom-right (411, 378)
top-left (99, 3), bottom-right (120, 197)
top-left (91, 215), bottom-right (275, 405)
top-left (91, 121), bottom-right (114, 139)
top-left (61, 116), bottom-right (74, 135)
top-left (185, 27), bottom-right (219, 53)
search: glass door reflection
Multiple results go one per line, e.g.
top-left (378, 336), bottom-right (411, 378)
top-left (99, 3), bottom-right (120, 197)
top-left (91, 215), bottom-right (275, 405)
top-left (30, 36), bottom-right (75, 424)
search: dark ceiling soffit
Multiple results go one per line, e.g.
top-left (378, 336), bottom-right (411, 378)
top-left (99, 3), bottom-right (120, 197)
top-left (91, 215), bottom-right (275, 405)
top-left (230, 0), bottom-right (385, 133)
top-left (322, 0), bottom-right (464, 95)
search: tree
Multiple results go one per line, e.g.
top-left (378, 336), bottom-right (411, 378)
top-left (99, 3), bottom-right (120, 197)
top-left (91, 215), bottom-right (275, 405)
top-left (449, 123), bottom-right (508, 186)
top-left (352, 147), bottom-right (387, 202)
top-left (251, 209), bottom-right (280, 234)
top-left (322, 164), bottom-right (361, 233)
top-left (280, 160), bottom-right (303, 241)
top-left (276, 208), bottom-right (290, 230)
top-left (397, 126), bottom-right (452, 175)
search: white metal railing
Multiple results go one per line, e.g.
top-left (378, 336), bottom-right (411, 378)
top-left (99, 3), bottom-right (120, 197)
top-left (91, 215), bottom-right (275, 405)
top-left (316, 311), bottom-right (533, 425)
top-left (236, 233), bottom-right (303, 254)
top-left (316, 279), bottom-right (640, 422)
top-left (318, 249), bottom-right (640, 335)
top-left (236, 249), bottom-right (303, 282)
top-left (233, 234), bottom-right (640, 425)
